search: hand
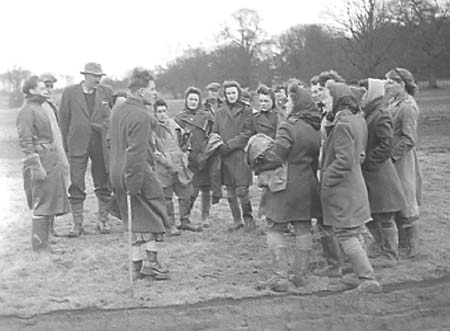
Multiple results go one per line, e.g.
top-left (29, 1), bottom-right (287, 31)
top-left (219, 143), bottom-right (231, 156)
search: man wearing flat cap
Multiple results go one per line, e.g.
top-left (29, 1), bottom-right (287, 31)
top-left (203, 82), bottom-right (223, 117)
top-left (59, 62), bottom-right (114, 237)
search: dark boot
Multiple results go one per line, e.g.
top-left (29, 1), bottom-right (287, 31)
top-left (178, 218), bottom-right (203, 232)
top-left (140, 250), bottom-right (169, 280)
top-left (315, 235), bottom-right (342, 277)
top-left (32, 216), bottom-right (50, 252)
top-left (257, 232), bottom-right (288, 292)
top-left (340, 237), bottom-right (381, 294)
top-left (68, 202), bottom-right (84, 238)
top-left (97, 200), bottom-right (111, 234)
top-left (291, 234), bottom-right (312, 288)
top-left (371, 226), bottom-right (398, 268)
top-left (177, 197), bottom-right (202, 232)
top-left (227, 197), bottom-right (244, 232)
top-left (405, 223), bottom-right (419, 259)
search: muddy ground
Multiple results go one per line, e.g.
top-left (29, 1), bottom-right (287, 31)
top-left (0, 89), bottom-right (449, 330)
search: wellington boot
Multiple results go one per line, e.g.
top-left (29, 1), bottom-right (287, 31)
top-left (405, 223), bottom-right (419, 259)
top-left (178, 219), bottom-right (203, 232)
top-left (264, 232), bottom-right (289, 292)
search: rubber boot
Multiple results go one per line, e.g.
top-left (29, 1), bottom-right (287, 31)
top-left (140, 250), bottom-right (169, 280)
top-left (32, 216), bottom-right (50, 252)
top-left (371, 226), bottom-right (398, 268)
top-left (227, 197), bottom-right (244, 232)
top-left (314, 235), bottom-right (342, 277)
top-left (340, 237), bottom-right (381, 294)
top-left (201, 189), bottom-right (211, 228)
top-left (258, 231), bottom-right (289, 292)
top-left (241, 200), bottom-right (256, 232)
top-left (97, 200), bottom-right (111, 234)
top-left (291, 234), bottom-right (313, 288)
top-left (366, 221), bottom-right (383, 258)
top-left (68, 202), bottom-right (84, 238)
top-left (405, 223), bottom-right (419, 259)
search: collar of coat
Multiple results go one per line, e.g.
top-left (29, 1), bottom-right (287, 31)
top-left (225, 102), bottom-right (246, 117)
top-left (363, 97), bottom-right (384, 119)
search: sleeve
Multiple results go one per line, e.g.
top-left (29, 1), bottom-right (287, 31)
top-left (324, 122), bottom-right (354, 186)
top-left (253, 125), bottom-right (292, 172)
top-left (58, 88), bottom-right (70, 152)
top-left (227, 107), bottom-right (254, 150)
top-left (363, 112), bottom-right (394, 171)
top-left (391, 104), bottom-right (417, 162)
top-left (16, 106), bottom-right (34, 156)
top-left (124, 112), bottom-right (150, 195)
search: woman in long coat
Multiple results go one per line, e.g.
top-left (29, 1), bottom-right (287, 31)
top-left (321, 82), bottom-right (381, 293)
top-left (251, 86), bottom-right (322, 292)
top-left (17, 76), bottom-right (70, 252)
top-left (384, 68), bottom-right (422, 258)
top-left (109, 68), bottom-right (169, 280)
top-left (359, 78), bottom-right (406, 267)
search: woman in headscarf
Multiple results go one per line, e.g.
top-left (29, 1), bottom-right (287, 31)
top-left (384, 68), bottom-right (422, 258)
top-left (251, 85), bottom-right (322, 292)
top-left (17, 76), bottom-right (70, 252)
top-left (359, 78), bottom-right (406, 267)
top-left (321, 82), bottom-right (381, 293)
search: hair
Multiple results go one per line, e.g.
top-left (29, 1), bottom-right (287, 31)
top-left (184, 86), bottom-right (202, 99)
top-left (22, 76), bottom-right (40, 96)
top-left (357, 79), bottom-right (369, 90)
top-left (112, 90), bottom-right (128, 106)
top-left (128, 67), bottom-right (154, 92)
top-left (153, 98), bottom-right (168, 112)
top-left (315, 70), bottom-right (345, 87)
top-left (386, 68), bottom-right (417, 96)
top-left (222, 80), bottom-right (242, 103)
top-left (273, 83), bottom-right (286, 93)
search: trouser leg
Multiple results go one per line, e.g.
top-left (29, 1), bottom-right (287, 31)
top-left (68, 154), bottom-right (88, 229)
top-left (200, 187), bottom-right (211, 220)
top-left (31, 215), bottom-right (50, 252)
top-left (403, 218), bottom-right (419, 258)
top-left (315, 218), bottom-right (342, 277)
top-left (292, 221), bottom-right (313, 287)
top-left (89, 132), bottom-right (112, 204)
top-left (176, 182), bottom-right (202, 232)
top-left (265, 226), bottom-right (289, 292)
top-left (374, 212), bottom-right (398, 261)
top-left (226, 186), bottom-right (243, 230)
top-left (236, 186), bottom-right (254, 230)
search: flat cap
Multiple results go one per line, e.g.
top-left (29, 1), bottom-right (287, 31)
top-left (206, 82), bottom-right (221, 91)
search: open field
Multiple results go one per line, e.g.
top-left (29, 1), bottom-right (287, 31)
top-left (0, 89), bottom-right (449, 330)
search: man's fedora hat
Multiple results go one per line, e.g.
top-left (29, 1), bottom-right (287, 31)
top-left (80, 62), bottom-right (105, 76)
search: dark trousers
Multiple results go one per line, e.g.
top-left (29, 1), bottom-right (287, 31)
top-left (68, 133), bottom-right (111, 204)
top-left (163, 180), bottom-right (192, 223)
top-left (191, 184), bottom-right (211, 219)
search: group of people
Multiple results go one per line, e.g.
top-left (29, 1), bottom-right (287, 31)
top-left (16, 62), bottom-right (422, 293)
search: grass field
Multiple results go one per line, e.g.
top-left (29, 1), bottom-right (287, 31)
top-left (0, 89), bottom-right (449, 329)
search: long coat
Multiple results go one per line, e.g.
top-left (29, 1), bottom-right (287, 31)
top-left (213, 101), bottom-right (253, 187)
top-left (17, 98), bottom-right (70, 216)
top-left (175, 108), bottom-right (213, 187)
top-left (252, 110), bottom-right (279, 139)
top-left (255, 117), bottom-right (322, 222)
top-left (321, 109), bottom-right (371, 228)
top-left (109, 98), bottom-right (169, 233)
top-left (58, 83), bottom-right (113, 168)
top-left (362, 97), bottom-right (405, 214)
top-left (385, 93), bottom-right (422, 219)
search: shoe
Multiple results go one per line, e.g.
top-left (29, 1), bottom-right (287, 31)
top-left (356, 279), bottom-right (382, 294)
top-left (67, 223), bottom-right (85, 238)
top-left (140, 251), bottom-right (169, 280)
top-left (178, 220), bottom-right (203, 232)
top-left (314, 265), bottom-right (343, 278)
top-left (370, 256), bottom-right (398, 268)
top-left (166, 225), bottom-right (181, 237)
top-left (96, 220), bottom-right (111, 234)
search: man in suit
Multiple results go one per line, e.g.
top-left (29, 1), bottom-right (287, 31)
top-left (59, 62), bottom-right (114, 237)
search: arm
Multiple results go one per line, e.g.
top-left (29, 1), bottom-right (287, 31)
top-left (58, 88), bottom-right (70, 152)
top-left (324, 122), bottom-right (353, 186)
top-left (363, 112), bottom-right (394, 171)
top-left (125, 112), bottom-right (150, 195)
top-left (391, 104), bottom-right (417, 162)
top-left (227, 107), bottom-right (254, 150)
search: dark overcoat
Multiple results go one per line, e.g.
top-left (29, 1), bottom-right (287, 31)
top-left (385, 93), bottom-right (422, 219)
top-left (321, 110), bottom-right (371, 228)
top-left (213, 101), bottom-right (253, 187)
top-left (109, 98), bottom-right (169, 233)
top-left (17, 99), bottom-right (69, 216)
top-left (256, 117), bottom-right (322, 222)
top-left (58, 83), bottom-right (113, 168)
top-left (362, 97), bottom-right (405, 214)
top-left (175, 108), bottom-right (213, 187)
top-left (252, 110), bottom-right (278, 139)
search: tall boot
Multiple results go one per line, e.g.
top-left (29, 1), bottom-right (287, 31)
top-left (396, 217), bottom-right (408, 248)
top-left (177, 197), bottom-right (203, 232)
top-left (140, 250), bottom-right (169, 280)
top-left (291, 233), bottom-right (313, 287)
top-left (315, 235), bottom-right (343, 277)
top-left (340, 237), bottom-right (381, 293)
top-left (227, 197), bottom-right (244, 232)
top-left (405, 223), bottom-right (419, 259)
top-left (32, 216), bottom-right (50, 252)
top-left (97, 200), bottom-right (111, 234)
top-left (366, 221), bottom-right (382, 258)
top-left (68, 202), bottom-right (84, 238)
top-left (201, 189), bottom-right (211, 228)
top-left (258, 231), bottom-right (289, 292)
top-left (241, 200), bottom-right (256, 232)
top-left (371, 226), bottom-right (398, 268)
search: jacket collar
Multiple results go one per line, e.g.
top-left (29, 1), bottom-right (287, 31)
top-left (363, 97), bottom-right (384, 119)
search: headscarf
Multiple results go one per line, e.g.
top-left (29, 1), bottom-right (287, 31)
top-left (385, 68), bottom-right (417, 96)
top-left (364, 78), bottom-right (385, 105)
top-left (288, 85), bottom-right (321, 130)
top-left (327, 82), bottom-right (360, 116)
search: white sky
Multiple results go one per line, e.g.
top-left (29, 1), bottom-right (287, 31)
top-left (0, 0), bottom-right (339, 83)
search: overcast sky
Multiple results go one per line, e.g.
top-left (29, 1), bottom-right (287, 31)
top-left (0, 0), bottom-right (339, 83)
